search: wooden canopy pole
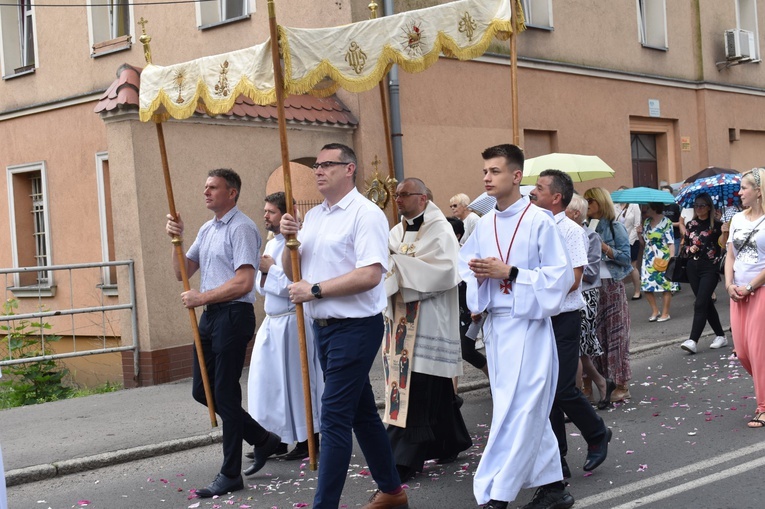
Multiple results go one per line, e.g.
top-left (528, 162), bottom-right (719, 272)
top-left (267, 0), bottom-right (317, 471)
top-left (510, 0), bottom-right (520, 145)
top-left (369, 0), bottom-right (399, 224)
top-left (138, 19), bottom-right (217, 428)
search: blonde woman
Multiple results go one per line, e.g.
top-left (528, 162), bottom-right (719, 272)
top-left (724, 168), bottom-right (765, 428)
top-left (584, 187), bottom-right (633, 402)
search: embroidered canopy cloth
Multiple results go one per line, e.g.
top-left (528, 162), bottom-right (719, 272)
top-left (139, 0), bottom-right (523, 122)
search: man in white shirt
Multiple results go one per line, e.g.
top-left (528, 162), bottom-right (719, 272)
top-left (280, 143), bottom-right (408, 509)
top-left (531, 170), bottom-right (612, 481)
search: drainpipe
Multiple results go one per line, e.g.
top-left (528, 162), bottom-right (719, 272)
top-left (383, 0), bottom-right (405, 182)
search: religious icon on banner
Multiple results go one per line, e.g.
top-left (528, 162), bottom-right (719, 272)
top-left (400, 20), bottom-right (425, 56)
top-left (173, 68), bottom-right (186, 104)
top-left (459, 12), bottom-right (477, 42)
top-left (382, 295), bottom-right (419, 428)
top-left (345, 41), bottom-right (367, 74)
top-left (215, 60), bottom-right (230, 97)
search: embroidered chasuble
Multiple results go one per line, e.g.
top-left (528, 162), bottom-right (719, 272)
top-left (383, 201), bottom-right (463, 427)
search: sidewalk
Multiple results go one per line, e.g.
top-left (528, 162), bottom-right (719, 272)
top-left (1, 286), bottom-right (730, 488)
top-left (1, 356), bottom-right (491, 488)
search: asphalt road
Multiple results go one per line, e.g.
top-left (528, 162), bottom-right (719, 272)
top-left (9, 337), bottom-right (760, 509)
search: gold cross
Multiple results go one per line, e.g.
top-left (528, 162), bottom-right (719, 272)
top-left (371, 155), bottom-right (382, 173)
top-left (138, 17), bottom-right (149, 35)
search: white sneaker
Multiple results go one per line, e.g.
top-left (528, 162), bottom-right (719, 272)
top-left (710, 336), bottom-right (729, 349)
top-left (681, 339), bottom-right (697, 354)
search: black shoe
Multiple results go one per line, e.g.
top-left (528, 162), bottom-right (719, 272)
top-left (396, 464), bottom-right (418, 483)
top-left (195, 473), bottom-right (244, 498)
top-left (436, 453), bottom-right (459, 464)
top-left (560, 457), bottom-right (571, 479)
top-left (583, 427), bottom-right (612, 471)
top-left (279, 441), bottom-right (310, 461)
top-left (521, 485), bottom-right (574, 509)
top-left (244, 442), bottom-right (286, 460)
top-left (597, 379), bottom-right (616, 410)
top-left (481, 500), bottom-right (508, 509)
top-left (455, 394), bottom-right (464, 409)
top-left (244, 432), bottom-right (282, 476)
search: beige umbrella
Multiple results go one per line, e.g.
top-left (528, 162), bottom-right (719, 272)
top-left (521, 153), bottom-right (615, 185)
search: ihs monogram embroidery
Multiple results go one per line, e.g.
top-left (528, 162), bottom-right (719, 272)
top-left (401, 21), bottom-right (424, 56)
top-left (345, 41), bottom-right (368, 74)
top-left (458, 12), bottom-right (477, 42)
top-left (399, 244), bottom-right (416, 256)
top-left (215, 60), bottom-right (230, 96)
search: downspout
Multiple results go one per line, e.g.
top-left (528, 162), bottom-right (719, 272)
top-left (383, 0), bottom-right (405, 182)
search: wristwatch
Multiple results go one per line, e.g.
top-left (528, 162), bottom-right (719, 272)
top-left (508, 266), bottom-right (519, 282)
top-left (746, 283), bottom-right (754, 293)
top-left (311, 283), bottom-right (323, 299)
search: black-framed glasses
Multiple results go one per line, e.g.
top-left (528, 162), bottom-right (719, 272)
top-left (693, 203), bottom-right (710, 209)
top-left (449, 204), bottom-right (460, 208)
top-left (311, 160), bottom-right (349, 170)
top-left (394, 192), bottom-right (424, 199)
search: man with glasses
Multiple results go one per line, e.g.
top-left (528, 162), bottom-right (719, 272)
top-left (384, 178), bottom-right (472, 482)
top-left (280, 143), bottom-right (408, 509)
top-left (450, 193), bottom-right (481, 245)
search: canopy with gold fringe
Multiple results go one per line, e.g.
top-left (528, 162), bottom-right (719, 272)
top-left (138, 0), bottom-right (524, 121)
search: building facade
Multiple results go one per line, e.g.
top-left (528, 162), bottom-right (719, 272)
top-left (1, 0), bottom-right (764, 387)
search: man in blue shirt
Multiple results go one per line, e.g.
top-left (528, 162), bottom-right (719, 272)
top-left (166, 168), bottom-right (281, 498)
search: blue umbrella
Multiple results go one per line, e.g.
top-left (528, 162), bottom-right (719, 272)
top-left (610, 187), bottom-right (675, 205)
top-left (675, 173), bottom-right (741, 208)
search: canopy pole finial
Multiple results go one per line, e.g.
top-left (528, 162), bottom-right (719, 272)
top-left (368, 0), bottom-right (379, 19)
top-left (138, 17), bottom-right (152, 64)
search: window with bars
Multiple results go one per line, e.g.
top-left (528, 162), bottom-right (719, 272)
top-left (6, 163), bottom-right (54, 296)
top-left (0, 0), bottom-right (36, 76)
top-left (199, 0), bottom-right (250, 28)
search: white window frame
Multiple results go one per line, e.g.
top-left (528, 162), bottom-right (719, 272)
top-left (198, 0), bottom-right (252, 28)
top-left (520, 0), bottom-right (553, 30)
top-left (0, 0), bottom-right (37, 77)
top-left (6, 161), bottom-right (55, 297)
top-left (636, 0), bottom-right (668, 50)
top-left (87, 0), bottom-right (133, 56)
top-left (96, 153), bottom-right (119, 296)
top-left (736, 0), bottom-right (761, 61)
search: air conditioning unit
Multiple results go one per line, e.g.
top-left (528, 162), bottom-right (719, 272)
top-left (725, 28), bottom-right (756, 61)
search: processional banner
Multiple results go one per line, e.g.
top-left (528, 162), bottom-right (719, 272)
top-left (138, 0), bottom-right (523, 122)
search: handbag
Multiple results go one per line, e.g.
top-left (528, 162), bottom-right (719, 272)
top-left (718, 249), bottom-right (727, 274)
top-left (653, 257), bottom-right (670, 272)
top-left (668, 255), bottom-right (689, 283)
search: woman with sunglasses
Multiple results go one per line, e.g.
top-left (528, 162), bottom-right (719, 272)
top-left (679, 193), bottom-right (726, 354)
top-left (724, 168), bottom-right (765, 428)
top-left (583, 187), bottom-right (633, 403)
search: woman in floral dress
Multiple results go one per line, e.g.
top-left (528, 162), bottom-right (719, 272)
top-left (639, 202), bottom-right (677, 322)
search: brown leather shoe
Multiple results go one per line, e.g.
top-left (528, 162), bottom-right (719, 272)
top-left (361, 488), bottom-right (409, 509)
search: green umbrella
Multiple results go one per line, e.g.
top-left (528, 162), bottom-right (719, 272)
top-left (521, 153), bottom-right (615, 185)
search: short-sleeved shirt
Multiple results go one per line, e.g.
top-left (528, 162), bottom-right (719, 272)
top-left (729, 212), bottom-right (765, 286)
top-left (555, 211), bottom-right (587, 313)
top-left (298, 188), bottom-right (389, 319)
top-left (186, 206), bottom-right (262, 304)
top-left (460, 212), bottom-right (480, 246)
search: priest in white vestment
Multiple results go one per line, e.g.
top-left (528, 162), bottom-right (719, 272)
top-left (459, 145), bottom-right (575, 509)
top-left (385, 178), bottom-right (472, 482)
top-left (246, 193), bottom-right (323, 470)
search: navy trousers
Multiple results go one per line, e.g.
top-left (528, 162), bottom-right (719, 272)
top-left (312, 314), bottom-right (400, 509)
top-left (192, 302), bottom-right (269, 478)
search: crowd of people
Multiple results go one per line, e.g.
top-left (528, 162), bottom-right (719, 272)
top-left (164, 146), bottom-right (765, 509)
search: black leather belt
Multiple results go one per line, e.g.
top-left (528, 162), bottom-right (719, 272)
top-left (314, 317), bottom-right (348, 327)
top-left (203, 301), bottom-right (248, 312)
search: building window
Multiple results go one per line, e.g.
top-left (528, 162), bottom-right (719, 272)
top-left (89, 0), bottom-right (133, 57)
top-left (637, 0), bottom-right (667, 50)
top-left (6, 162), bottom-right (54, 296)
top-left (521, 0), bottom-right (553, 29)
top-left (0, 0), bottom-right (36, 77)
top-left (96, 154), bottom-right (118, 295)
top-left (199, 0), bottom-right (250, 28)
top-left (736, 0), bottom-right (760, 61)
